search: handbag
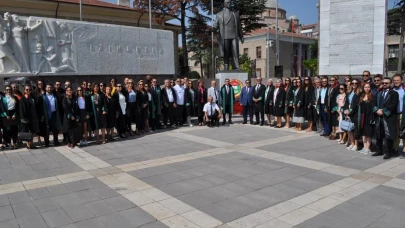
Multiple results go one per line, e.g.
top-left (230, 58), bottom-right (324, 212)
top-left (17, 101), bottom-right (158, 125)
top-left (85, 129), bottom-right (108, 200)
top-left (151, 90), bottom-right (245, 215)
top-left (340, 117), bottom-right (355, 132)
top-left (18, 132), bottom-right (33, 142)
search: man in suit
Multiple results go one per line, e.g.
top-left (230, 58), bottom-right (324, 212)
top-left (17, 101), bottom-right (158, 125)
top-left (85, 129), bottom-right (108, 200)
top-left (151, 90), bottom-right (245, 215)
top-left (220, 78), bottom-right (235, 125)
top-left (207, 80), bottom-right (221, 105)
top-left (372, 77), bottom-right (399, 159)
top-left (161, 79), bottom-right (177, 128)
top-left (212, 0), bottom-right (244, 70)
top-left (253, 77), bottom-right (266, 126)
top-left (150, 78), bottom-right (162, 130)
top-left (240, 80), bottom-right (253, 124)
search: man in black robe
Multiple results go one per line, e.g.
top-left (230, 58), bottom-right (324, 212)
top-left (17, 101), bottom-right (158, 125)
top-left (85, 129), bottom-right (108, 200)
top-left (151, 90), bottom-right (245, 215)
top-left (221, 78), bottom-right (235, 125)
top-left (252, 77), bottom-right (266, 126)
top-left (161, 79), bottom-right (177, 128)
top-left (372, 77), bottom-right (399, 159)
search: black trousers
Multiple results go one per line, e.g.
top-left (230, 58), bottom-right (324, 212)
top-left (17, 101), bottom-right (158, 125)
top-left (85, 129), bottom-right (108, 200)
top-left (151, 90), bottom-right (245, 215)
top-left (207, 112), bottom-right (219, 126)
top-left (255, 111), bottom-right (265, 124)
top-left (117, 112), bottom-right (126, 135)
top-left (3, 125), bottom-right (18, 144)
top-left (223, 104), bottom-right (232, 122)
top-left (176, 105), bottom-right (184, 126)
top-left (163, 102), bottom-right (176, 126)
top-left (45, 112), bottom-right (59, 146)
top-left (376, 138), bottom-right (394, 155)
top-left (243, 105), bottom-right (253, 123)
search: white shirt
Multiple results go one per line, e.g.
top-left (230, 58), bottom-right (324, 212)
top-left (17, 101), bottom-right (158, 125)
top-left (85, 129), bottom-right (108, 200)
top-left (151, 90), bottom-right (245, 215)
top-left (148, 92), bottom-right (152, 102)
top-left (77, 97), bottom-right (86, 109)
top-left (394, 87), bottom-right (404, 113)
top-left (5, 95), bottom-right (16, 110)
top-left (166, 88), bottom-right (174, 103)
top-left (118, 92), bottom-right (126, 115)
top-left (173, 84), bottom-right (185, 105)
top-left (203, 102), bottom-right (220, 116)
top-left (273, 88), bottom-right (279, 104)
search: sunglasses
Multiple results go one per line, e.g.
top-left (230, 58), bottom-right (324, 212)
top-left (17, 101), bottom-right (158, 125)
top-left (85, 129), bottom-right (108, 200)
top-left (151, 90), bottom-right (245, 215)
top-left (374, 79), bottom-right (381, 82)
top-left (345, 80), bottom-right (350, 82)
top-left (330, 79), bottom-right (335, 81)
top-left (176, 81), bottom-right (181, 82)
top-left (322, 81), bottom-right (327, 83)
top-left (138, 84), bottom-right (144, 85)
top-left (363, 75), bottom-right (370, 77)
top-left (383, 82), bottom-right (390, 85)
top-left (64, 84), bottom-right (70, 86)
top-left (55, 84), bottom-right (61, 86)
top-left (117, 86), bottom-right (122, 87)
top-left (339, 88), bottom-right (345, 90)
top-left (25, 89), bottom-right (31, 91)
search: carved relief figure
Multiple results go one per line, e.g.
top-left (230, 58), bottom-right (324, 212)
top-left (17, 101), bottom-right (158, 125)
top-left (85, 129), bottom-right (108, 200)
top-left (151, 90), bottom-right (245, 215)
top-left (57, 22), bottom-right (75, 72)
top-left (0, 16), bottom-right (22, 73)
top-left (35, 46), bottom-right (57, 75)
top-left (11, 14), bottom-right (42, 73)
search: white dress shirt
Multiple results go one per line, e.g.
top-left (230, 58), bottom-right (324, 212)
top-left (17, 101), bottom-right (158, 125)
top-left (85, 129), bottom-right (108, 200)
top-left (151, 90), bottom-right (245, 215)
top-left (5, 95), bottom-right (16, 110)
top-left (273, 88), bottom-right (279, 104)
top-left (118, 92), bottom-right (126, 115)
top-left (173, 84), bottom-right (185, 105)
top-left (166, 88), bottom-right (174, 103)
top-left (203, 102), bottom-right (220, 116)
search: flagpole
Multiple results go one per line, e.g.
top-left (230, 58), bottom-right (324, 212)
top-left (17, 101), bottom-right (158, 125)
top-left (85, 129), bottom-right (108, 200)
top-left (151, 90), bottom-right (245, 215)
top-left (149, 0), bottom-right (152, 29)
top-left (211, 0), bottom-right (214, 77)
top-left (79, 0), bottom-right (82, 21)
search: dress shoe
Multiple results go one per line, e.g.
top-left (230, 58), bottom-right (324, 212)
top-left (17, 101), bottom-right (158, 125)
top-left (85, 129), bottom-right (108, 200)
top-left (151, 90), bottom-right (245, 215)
top-left (323, 134), bottom-right (330, 138)
top-left (372, 152), bottom-right (383, 156)
top-left (320, 132), bottom-right (326, 136)
top-left (260, 123), bottom-right (264, 126)
top-left (228, 120), bottom-right (233, 124)
top-left (250, 122), bottom-right (254, 125)
top-left (253, 122), bottom-right (259, 125)
top-left (383, 154), bottom-right (392, 159)
top-left (329, 135), bottom-right (336, 140)
top-left (242, 122), bottom-right (247, 124)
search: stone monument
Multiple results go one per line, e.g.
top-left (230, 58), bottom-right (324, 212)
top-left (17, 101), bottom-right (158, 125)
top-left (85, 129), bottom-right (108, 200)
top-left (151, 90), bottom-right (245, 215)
top-left (0, 13), bottom-right (175, 76)
top-left (318, 0), bottom-right (386, 76)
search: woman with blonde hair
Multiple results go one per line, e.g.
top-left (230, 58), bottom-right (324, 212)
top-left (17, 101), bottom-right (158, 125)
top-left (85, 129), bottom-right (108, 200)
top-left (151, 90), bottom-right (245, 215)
top-left (344, 79), bottom-right (361, 151)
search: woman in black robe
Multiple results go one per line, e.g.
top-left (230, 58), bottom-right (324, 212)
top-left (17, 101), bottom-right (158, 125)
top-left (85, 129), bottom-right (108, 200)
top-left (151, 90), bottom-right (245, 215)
top-left (284, 77), bottom-right (294, 128)
top-left (34, 80), bottom-right (45, 146)
top-left (137, 80), bottom-right (149, 133)
top-left (264, 80), bottom-right (275, 126)
top-left (343, 79), bottom-right (361, 151)
top-left (327, 76), bottom-right (340, 139)
top-left (272, 79), bottom-right (286, 128)
top-left (88, 83), bottom-right (107, 144)
top-left (19, 85), bottom-right (39, 149)
top-left (1, 86), bottom-right (20, 149)
top-left (292, 79), bottom-right (305, 131)
top-left (358, 83), bottom-right (375, 154)
top-left (104, 85), bottom-right (117, 141)
top-left (185, 81), bottom-right (195, 127)
top-left (75, 86), bottom-right (90, 146)
top-left (114, 83), bottom-right (127, 138)
top-left (196, 80), bottom-right (207, 126)
top-left (62, 87), bottom-right (78, 149)
top-left (304, 77), bottom-right (315, 132)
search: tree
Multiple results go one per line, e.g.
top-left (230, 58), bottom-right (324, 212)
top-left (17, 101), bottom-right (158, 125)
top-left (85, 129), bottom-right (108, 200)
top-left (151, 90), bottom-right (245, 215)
top-left (200, 0), bottom-right (266, 34)
top-left (309, 40), bottom-right (318, 59)
top-left (134, 0), bottom-right (201, 75)
top-left (303, 59), bottom-right (318, 76)
top-left (239, 53), bottom-right (252, 75)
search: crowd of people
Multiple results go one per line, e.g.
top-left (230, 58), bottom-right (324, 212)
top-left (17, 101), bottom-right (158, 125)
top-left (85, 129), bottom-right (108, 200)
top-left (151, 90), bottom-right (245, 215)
top-left (239, 71), bottom-right (404, 160)
top-left (1, 71), bottom-right (405, 160)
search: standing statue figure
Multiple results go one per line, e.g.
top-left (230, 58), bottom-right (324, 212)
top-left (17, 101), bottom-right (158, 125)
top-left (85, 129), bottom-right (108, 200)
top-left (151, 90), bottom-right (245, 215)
top-left (0, 16), bottom-right (22, 73)
top-left (10, 14), bottom-right (42, 73)
top-left (212, 0), bottom-right (244, 71)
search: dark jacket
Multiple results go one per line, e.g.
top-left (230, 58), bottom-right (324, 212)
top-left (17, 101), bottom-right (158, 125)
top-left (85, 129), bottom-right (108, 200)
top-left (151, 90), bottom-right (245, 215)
top-left (161, 87), bottom-right (177, 107)
top-left (373, 90), bottom-right (399, 140)
top-left (240, 86), bottom-right (253, 106)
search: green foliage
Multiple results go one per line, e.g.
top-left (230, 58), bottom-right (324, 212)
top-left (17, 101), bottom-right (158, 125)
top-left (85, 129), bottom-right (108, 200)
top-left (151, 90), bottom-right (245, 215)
top-left (189, 71), bottom-right (201, 79)
top-left (239, 53), bottom-right (251, 74)
top-left (200, 0), bottom-right (266, 34)
top-left (309, 40), bottom-right (318, 59)
top-left (303, 59), bottom-right (318, 75)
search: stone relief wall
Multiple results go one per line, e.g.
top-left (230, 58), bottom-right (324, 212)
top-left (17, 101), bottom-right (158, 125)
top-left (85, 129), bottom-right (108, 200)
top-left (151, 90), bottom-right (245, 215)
top-left (0, 13), bottom-right (174, 76)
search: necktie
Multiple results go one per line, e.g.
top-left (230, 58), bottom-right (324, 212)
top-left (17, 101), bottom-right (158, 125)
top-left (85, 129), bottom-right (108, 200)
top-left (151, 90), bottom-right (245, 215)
top-left (214, 89), bottom-right (218, 101)
top-left (247, 87), bottom-right (249, 94)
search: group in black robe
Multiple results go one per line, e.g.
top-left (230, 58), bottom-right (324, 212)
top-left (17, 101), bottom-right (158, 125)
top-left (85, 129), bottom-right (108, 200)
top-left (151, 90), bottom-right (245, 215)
top-left (264, 85), bottom-right (275, 116)
top-left (62, 96), bottom-right (78, 146)
top-left (253, 83), bottom-right (266, 125)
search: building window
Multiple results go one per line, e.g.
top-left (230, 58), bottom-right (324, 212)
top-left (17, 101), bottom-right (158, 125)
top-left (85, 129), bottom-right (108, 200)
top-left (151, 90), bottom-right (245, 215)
top-left (243, 48), bottom-right (249, 55)
top-left (256, 46), bottom-right (262, 59)
top-left (388, 45), bottom-right (405, 58)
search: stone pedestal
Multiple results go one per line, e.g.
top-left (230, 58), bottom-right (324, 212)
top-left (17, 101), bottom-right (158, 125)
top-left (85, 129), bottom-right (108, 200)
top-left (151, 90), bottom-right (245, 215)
top-left (216, 70), bottom-right (248, 114)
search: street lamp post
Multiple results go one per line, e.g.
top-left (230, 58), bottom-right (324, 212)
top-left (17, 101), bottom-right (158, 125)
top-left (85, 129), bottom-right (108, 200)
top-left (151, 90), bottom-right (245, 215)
top-left (79, 0), bottom-right (82, 21)
top-left (275, 0), bottom-right (279, 66)
top-left (211, 0), bottom-right (214, 78)
top-left (266, 24), bottom-right (270, 78)
top-left (149, 0), bottom-right (152, 29)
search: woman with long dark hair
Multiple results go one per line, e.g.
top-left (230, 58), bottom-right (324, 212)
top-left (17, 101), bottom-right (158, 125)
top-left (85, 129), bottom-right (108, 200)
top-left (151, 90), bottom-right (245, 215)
top-left (272, 79), bottom-right (286, 128)
top-left (126, 79), bottom-right (137, 135)
top-left (105, 85), bottom-right (117, 141)
top-left (88, 83), bottom-right (107, 144)
top-left (114, 83), bottom-right (127, 138)
top-left (284, 77), bottom-right (294, 128)
top-left (292, 79), bottom-right (304, 131)
top-left (196, 80), bottom-right (207, 126)
top-left (35, 79), bottom-right (45, 146)
top-left (358, 83), bottom-right (375, 154)
top-left (185, 80), bottom-right (196, 127)
top-left (19, 85), bottom-right (39, 149)
top-left (0, 86), bottom-right (20, 149)
top-left (137, 80), bottom-right (149, 134)
top-left (327, 76), bottom-right (340, 140)
top-left (76, 86), bottom-right (89, 146)
top-left (303, 77), bottom-right (314, 131)
top-left (344, 79), bottom-right (361, 151)
top-left (62, 86), bottom-right (78, 149)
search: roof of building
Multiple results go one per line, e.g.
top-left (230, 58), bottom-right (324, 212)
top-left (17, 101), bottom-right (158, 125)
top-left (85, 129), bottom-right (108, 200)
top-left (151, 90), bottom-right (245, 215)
top-left (44, 0), bottom-right (141, 11)
top-left (248, 28), bottom-right (315, 39)
top-left (265, 0), bottom-right (284, 10)
top-left (301, 23), bottom-right (318, 29)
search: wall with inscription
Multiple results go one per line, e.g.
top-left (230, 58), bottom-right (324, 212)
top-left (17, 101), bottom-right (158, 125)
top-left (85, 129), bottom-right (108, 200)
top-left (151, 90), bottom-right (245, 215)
top-left (0, 13), bottom-right (174, 76)
top-left (319, 0), bottom-right (386, 76)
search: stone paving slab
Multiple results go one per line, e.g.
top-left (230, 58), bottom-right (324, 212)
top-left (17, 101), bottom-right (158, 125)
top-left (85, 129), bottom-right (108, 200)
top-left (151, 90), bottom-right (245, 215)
top-left (1, 116), bottom-right (405, 228)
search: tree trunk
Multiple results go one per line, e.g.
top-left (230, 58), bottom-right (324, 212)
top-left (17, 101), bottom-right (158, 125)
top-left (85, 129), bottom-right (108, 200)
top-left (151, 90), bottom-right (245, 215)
top-left (180, 2), bottom-right (189, 76)
top-left (398, 20), bottom-right (405, 73)
top-left (200, 56), bottom-right (203, 78)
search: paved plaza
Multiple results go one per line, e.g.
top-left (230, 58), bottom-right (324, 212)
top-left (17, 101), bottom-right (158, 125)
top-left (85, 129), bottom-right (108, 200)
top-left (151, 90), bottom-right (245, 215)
top-left (1, 116), bottom-right (405, 228)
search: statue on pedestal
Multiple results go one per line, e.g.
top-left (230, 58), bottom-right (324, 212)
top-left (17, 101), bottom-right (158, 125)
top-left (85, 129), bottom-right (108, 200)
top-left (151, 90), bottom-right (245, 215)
top-left (212, 0), bottom-right (244, 71)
